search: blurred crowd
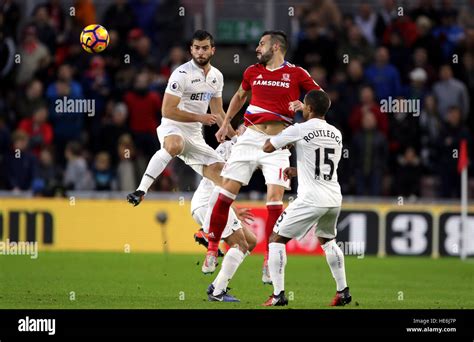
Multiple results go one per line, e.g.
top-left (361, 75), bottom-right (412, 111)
top-left (0, 0), bottom-right (472, 199)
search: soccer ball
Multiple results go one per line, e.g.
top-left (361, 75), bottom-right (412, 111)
top-left (80, 24), bottom-right (110, 53)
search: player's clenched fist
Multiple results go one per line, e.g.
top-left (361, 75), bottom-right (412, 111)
top-left (200, 113), bottom-right (218, 126)
top-left (215, 124), bottom-right (228, 143)
top-left (283, 167), bottom-right (297, 181)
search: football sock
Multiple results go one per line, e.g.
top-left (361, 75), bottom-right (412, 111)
top-left (321, 239), bottom-right (348, 292)
top-left (268, 242), bottom-right (287, 296)
top-left (202, 187), bottom-right (221, 232)
top-left (264, 202), bottom-right (284, 261)
top-left (207, 189), bottom-right (236, 253)
top-left (137, 149), bottom-right (173, 193)
top-left (212, 247), bottom-right (245, 296)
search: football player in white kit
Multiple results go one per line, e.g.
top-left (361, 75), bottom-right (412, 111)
top-left (127, 30), bottom-right (234, 206)
top-left (191, 125), bottom-right (258, 302)
top-left (261, 90), bottom-right (351, 307)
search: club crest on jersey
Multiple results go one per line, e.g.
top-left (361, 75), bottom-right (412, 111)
top-left (282, 73), bottom-right (290, 81)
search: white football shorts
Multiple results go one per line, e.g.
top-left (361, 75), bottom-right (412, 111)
top-left (273, 197), bottom-right (340, 240)
top-left (221, 127), bottom-right (291, 189)
top-left (157, 119), bottom-right (224, 176)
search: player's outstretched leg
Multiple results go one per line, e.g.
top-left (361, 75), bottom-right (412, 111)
top-left (127, 135), bottom-right (182, 206)
top-left (207, 228), bottom-right (256, 302)
top-left (263, 232), bottom-right (290, 306)
top-left (203, 180), bottom-right (241, 273)
top-left (319, 237), bottom-right (351, 306)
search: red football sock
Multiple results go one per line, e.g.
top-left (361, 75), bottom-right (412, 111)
top-left (264, 202), bottom-right (284, 261)
top-left (207, 191), bottom-right (236, 253)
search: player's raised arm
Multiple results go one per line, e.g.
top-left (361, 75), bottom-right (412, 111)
top-left (210, 96), bottom-right (236, 138)
top-left (216, 85), bottom-right (250, 142)
top-left (162, 92), bottom-right (217, 125)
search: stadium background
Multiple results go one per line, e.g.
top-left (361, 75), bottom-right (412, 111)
top-left (0, 0), bottom-right (473, 309)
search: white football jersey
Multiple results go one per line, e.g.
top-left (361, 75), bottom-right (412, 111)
top-left (163, 59), bottom-right (224, 130)
top-left (270, 118), bottom-right (343, 207)
top-left (191, 139), bottom-right (235, 212)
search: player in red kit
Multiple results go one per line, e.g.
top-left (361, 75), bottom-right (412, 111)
top-left (202, 31), bottom-right (321, 285)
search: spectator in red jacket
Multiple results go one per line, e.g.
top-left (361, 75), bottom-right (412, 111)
top-left (349, 85), bottom-right (389, 137)
top-left (17, 105), bottom-right (53, 156)
top-left (124, 71), bottom-right (162, 158)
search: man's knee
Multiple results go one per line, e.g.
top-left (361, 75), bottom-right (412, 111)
top-left (163, 137), bottom-right (184, 156)
top-left (266, 185), bottom-right (285, 202)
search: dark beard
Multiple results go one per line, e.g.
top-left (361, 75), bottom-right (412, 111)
top-left (257, 49), bottom-right (273, 65)
top-left (192, 56), bottom-right (211, 66)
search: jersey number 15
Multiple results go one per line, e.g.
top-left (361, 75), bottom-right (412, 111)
top-left (315, 148), bottom-right (335, 181)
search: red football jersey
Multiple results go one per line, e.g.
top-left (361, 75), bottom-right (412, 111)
top-left (241, 61), bottom-right (321, 125)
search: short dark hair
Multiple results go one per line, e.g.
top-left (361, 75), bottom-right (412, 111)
top-left (261, 30), bottom-right (288, 53)
top-left (191, 30), bottom-right (215, 47)
top-left (305, 90), bottom-right (331, 117)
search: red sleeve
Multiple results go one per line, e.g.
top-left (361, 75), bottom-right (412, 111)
top-left (241, 66), bottom-right (253, 91)
top-left (298, 67), bottom-right (322, 92)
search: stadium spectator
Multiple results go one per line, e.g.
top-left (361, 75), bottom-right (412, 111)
top-left (97, 102), bottom-right (131, 165)
top-left (305, 0), bottom-right (342, 31)
top-left (338, 24), bottom-right (374, 66)
top-left (409, 47), bottom-right (437, 86)
top-left (354, 3), bottom-right (378, 46)
top-left (404, 68), bottom-right (429, 106)
top-left (382, 14), bottom-right (419, 49)
top-left (16, 80), bottom-right (47, 121)
top-left (349, 85), bottom-right (388, 138)
top-left (129, 0), bottom-right (159, 39)
top-left (293, 11), bottom-right (338, 76)
top-left (103, 0), bottom-right (137, 41)
top-left (395, 146), bottom-right (422, 198)
top-left (385, 30), bottom-right (412, 82)
top-left (34, 146), bottom-right (63, 197)
top-left (15, 25), bottom-right (51, 86)
top-left (365, 47), bottom-right (402, 100)
top-left (419, 94), bottom-right (441, 173)
top-left (17, 106), bottom-right (53, 156)
top-left (43, 0), bottom-right (66, 33)
top-left (93, 151), bottom-right (116, 191)
top-left (435, 106), bottom-right (471, 198)
top-left (335, 59), bottom-right (365, 123)
top-left (124, 72), bottom-right (161, 159)
top-left (458, 0), bottom-right (474, 29)
top-left (351, 110), bottom-right (388, 196)
top-left (32, 5), bottom-right (57, 55)
top-left (158, 45), bottom-right (188, 82)
top-left (433, 65), bottom-right (470, 121)
top-left (46, 64), bottom-right (85, 158)
top-left (63, 141), bottom-right (94, 191)
top-left (374, 0), bottom-right (398, 43)
top-left (432, 12), bottom-right (464, 62)
top-left (0, 0), bottom-right (20, 39)
top-left (412, 16), bottom-right (442, 68)
top-left (5, 130), bottom-right (38, 191)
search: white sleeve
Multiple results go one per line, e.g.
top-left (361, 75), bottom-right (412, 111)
top-left (165, 69), bottom-right (187, 97)
top-left (214, 71), bottom-right (223, 98)
top-left (270, 124), bottom-right (302, 149)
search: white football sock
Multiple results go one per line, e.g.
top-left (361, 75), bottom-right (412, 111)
top-left (321, 239), bottom-right (347, 292)
top-left (212, 247), bottom-right (245, 295)
top-left (137, 149), bottom-right (173, 193)
top-left (268, 242), bottom-right (287, 296)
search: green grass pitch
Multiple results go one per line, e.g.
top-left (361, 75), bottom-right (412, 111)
top-left (0, 252), bottom-right (473, 309)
